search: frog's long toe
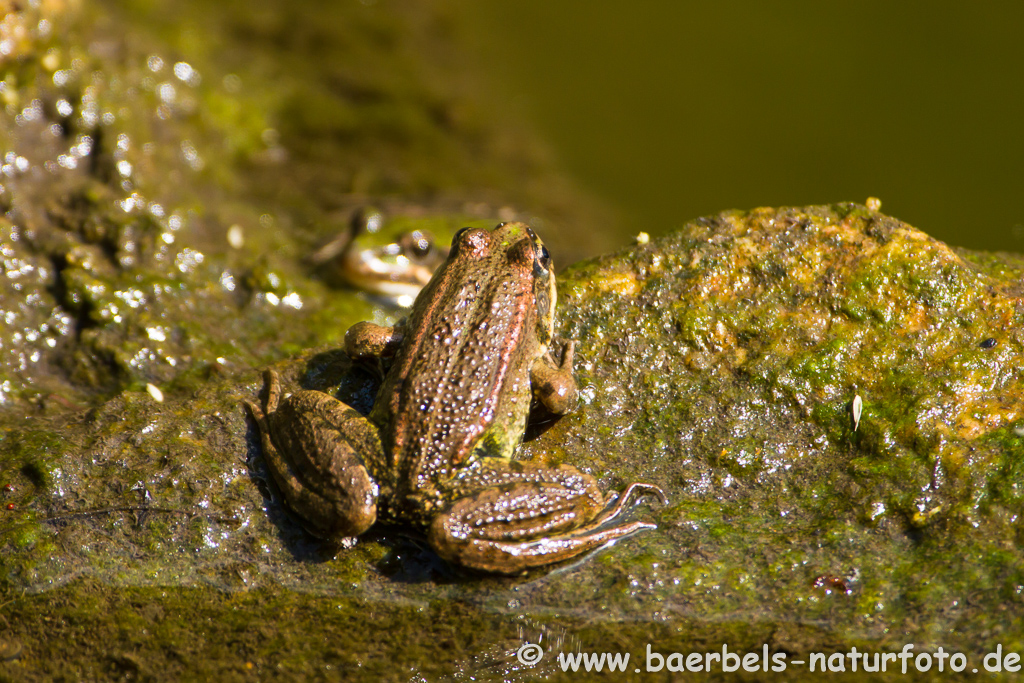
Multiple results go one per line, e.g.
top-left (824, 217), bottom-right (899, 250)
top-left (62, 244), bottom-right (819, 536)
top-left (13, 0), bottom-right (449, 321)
top-left (591, 482), bottom-right (669, 527)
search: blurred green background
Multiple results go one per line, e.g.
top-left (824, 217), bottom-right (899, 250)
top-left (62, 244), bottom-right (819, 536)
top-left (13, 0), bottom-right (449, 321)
top-left (465, 2), bottom-right (1024, 252)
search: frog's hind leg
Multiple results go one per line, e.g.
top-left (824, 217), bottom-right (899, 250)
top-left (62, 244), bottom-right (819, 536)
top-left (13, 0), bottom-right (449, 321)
top-left (428, 464), bottom-right (664, 574)
top-left (244, 369), bottom-right (381, 541)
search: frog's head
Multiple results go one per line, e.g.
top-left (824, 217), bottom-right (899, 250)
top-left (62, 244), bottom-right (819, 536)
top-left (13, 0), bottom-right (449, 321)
top-left (447, 222), bottom-right (556, 351)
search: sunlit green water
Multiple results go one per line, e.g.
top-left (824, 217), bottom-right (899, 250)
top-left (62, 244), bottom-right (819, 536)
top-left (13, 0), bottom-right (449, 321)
top-left (466, 2), bottom-right (1024, 252)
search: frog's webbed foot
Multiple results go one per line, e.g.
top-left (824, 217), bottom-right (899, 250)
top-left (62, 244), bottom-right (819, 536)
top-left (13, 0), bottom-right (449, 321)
top-left (244, 369), bottom-right (381, 541)
top-left (428, 464), bottom-right (665, 574)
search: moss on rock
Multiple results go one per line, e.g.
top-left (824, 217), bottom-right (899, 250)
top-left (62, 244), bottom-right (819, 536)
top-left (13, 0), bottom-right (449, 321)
top-left (4, 203), bottom-right (1024, 680)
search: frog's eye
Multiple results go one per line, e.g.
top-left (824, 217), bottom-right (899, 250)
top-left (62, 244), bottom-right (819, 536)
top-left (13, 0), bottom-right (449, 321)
top-left (537, 243), bottom-right (551, 269)
top-left (401, 230), bottom-right (433, 257)
top-left (532, 243), bottom-right (554, 281)
top-left (451, 227), bottom-right (472, 246)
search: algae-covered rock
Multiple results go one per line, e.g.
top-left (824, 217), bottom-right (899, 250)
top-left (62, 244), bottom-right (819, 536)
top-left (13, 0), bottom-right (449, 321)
top-left (4, 201), bottom-right (1024, 680)
top-left (0, 0), bottom-right (610, 420)
top-left (560, 204), bottom-right (1024, 539)
top-left (0, 0), bottom-right (339, 413)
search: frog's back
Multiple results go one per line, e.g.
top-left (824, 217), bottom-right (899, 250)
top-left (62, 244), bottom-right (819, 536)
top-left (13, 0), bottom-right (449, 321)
top-left (371, 226), bottom-right (543, 504)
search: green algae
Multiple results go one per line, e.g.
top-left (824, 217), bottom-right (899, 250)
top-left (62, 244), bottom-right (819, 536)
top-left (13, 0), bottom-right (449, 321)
top-left (0, 0), bottom-right (605, 420)
top-left (12, 204), bottom-right (1024, 680)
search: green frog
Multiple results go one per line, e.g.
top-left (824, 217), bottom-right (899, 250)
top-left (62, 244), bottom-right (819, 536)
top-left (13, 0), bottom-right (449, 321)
top-left (309, 207), bottom-right (449, 307)
top-left (246, 222), bottom-right (665, 573)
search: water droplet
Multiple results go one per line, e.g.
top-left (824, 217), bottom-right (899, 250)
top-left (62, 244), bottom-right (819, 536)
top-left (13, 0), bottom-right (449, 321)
top-left (146, 383), bottom-right (164, 402)
top-left (227, 224), bottom-right (244, 249)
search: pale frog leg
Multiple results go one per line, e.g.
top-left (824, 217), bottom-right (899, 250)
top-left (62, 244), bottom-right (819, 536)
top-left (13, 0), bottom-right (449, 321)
top-left (449, 521), bottom-right (658, 574)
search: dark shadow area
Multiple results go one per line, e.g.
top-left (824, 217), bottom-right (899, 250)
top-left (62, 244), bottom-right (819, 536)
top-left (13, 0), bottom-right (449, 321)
top-left (302, 347), bottom-right (382, 415)
top-left (522, 402), bottom-right (567, 443)
top-left (369, 527), bottom-right (463, 584)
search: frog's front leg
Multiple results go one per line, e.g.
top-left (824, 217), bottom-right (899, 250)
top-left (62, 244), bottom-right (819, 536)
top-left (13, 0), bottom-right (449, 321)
top-left (428, 463), bottom-right (665, 573)
top-left (531, 340), bottom-right (578, 415)
top-left (344, 321), bottom-right (403, 360)
top-left (244, 369), bottom-right (382, 540)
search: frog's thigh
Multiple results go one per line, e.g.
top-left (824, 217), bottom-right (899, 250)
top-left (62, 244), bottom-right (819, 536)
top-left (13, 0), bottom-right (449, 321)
top-left (265, 390), bottom-right (382, 539)
top-left (428, 465), bottom-right (652, 573)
